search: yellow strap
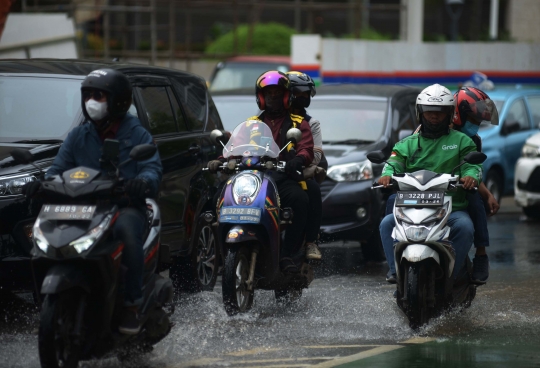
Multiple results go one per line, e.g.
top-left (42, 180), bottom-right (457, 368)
top-left (299, 181), bottom-right (307, 190)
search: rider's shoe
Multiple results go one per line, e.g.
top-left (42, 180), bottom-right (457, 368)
top-left (306, 243), bottom-right (322, 261)
top-left (386, 271), bottom-right (397, 284)
top-left (280, 257), bottom-right (299, 274)
top-left (119, 306), bottom-right (142, 335)
top-left (472, 254), bottom-right (489, 284)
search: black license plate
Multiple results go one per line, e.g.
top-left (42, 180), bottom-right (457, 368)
top-left (220, 206), bottom-right (262, 224)
top-left (39, 204), bottom-right (96, 220)
top-left (395, 191), bottom-right (444, 207)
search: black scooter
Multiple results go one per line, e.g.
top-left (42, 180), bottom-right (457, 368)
top-left (11, 141), bottom-right (173, 368)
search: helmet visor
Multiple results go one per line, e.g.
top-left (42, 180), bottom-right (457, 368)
top-left (467, 98), bottom-right (499, 126)
top-left (291, 84), bottom-right (315, 97)
top-left (256, 71), bottom-right (289, 90)
top-left (418, 104), bottom-right (454, 116)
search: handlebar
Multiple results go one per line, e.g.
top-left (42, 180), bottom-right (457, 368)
top-left (204, 160), bottom-right (302, 175)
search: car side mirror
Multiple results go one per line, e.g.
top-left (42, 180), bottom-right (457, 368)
top-left (398, 129), bottom-right (414, 141)
top-left (129, 144), bottom-right (157, 162)
top-left (463, 151), bottom-right (487, 164)
top-left (10, 149), bottom-right (34, 165)
top-left (501, 121), bottom-right (520, 136)
top-left (367, 151), bottom-right (386, 164)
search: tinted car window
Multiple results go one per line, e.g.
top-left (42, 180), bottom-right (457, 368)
top-left (168, 89), bottom-right (188, 132)
top-left (210, 62), bottom-right (289, 91)
top-left (505, 99), bottom-right (530, 132)
top-left (0, 76), bottom-right (81, 142)
top-left (171, 77), bottom-right (206, 131)
top-left (308, 99), bottom-right (388, 143)
top-left (138, 86), bottom-right (178, 135)
top-left (527, 95), bottom-right (540, 129)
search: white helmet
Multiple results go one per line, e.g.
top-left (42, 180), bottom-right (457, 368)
top-left (415, 84), bottom-right (455, 123)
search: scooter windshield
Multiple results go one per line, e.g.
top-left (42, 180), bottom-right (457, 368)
top-left (223, 120), bottom-right (280, 159)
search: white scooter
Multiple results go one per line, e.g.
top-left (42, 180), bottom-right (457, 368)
top-left (367, 151), bottom-right (486, 328)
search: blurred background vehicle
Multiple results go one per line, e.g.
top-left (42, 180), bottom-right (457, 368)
top-left (478, 88), bottom-right (540, 203)
top-left (0, 58), bottom-right (224, 295)
top-left (208, 56), bottom-right (290, 92)
top-left (514, 131), bottom-right (540, 219)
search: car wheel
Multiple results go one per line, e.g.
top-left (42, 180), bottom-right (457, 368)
top-left (485, 170), bottom-right (503, 204)
top-left (523, 206), bottom-right (540, 219)
top-left (170, 222), bottom-right (219, 293)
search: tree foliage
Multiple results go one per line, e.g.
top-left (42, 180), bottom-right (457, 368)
top-left (205, 22), bottom-right (296, 55)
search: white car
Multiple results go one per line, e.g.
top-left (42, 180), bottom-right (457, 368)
top-left (514, 132), bottom-right (540, 218)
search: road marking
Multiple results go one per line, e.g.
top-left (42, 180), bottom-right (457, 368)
top-left (400, 337), bottom-right (437, 344)
top-left (302, 345), bottom-right (379, 349)
top-left (310, 345), bottom-right (404, 367)
top-left (227, 347), bottom-right (281, 356)
top-left (171, 358), bottom-right (221, 367)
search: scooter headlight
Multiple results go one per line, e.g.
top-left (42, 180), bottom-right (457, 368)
top-left (232, 174), bottom-right (260, 204)
top-left (33, 218), bottom-right (49, 252)
top-left (420, 202), bottom-right (449, 225)
top-left (69, 214), bottom-right (113, 254)
top-left (395, 207), bottom-right (413, 224)
top-left (404, 225), bottom-right (430, 242)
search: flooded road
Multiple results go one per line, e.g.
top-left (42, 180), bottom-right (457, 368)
top-left (1, 210), bottom-right (540, 367)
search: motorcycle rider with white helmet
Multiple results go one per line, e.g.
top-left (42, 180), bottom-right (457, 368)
top-left (378, 84), bottom-right (481, 283)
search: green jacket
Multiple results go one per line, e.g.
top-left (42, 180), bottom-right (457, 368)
top-left (381, 130), bottom-right (482, 211)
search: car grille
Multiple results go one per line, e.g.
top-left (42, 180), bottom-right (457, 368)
top-left (320, 180), bottom-right (336, 198)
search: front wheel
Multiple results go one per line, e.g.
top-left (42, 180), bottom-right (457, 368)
top-left (406, 263), bottom-right (432, 329)
top-left (222, 246), bottom-right (254, 316)
top-left (38, 291), bottom-right (84, 368)
top-left (485, 170), bottom-right (503, 204)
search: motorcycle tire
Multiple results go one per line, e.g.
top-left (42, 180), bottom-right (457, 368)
top-left (222, 246), bottom-right (254, 316)
top-left (38, 291), bottom-right (84, 368)
top-left (406, 263), bottom-right (431, 329)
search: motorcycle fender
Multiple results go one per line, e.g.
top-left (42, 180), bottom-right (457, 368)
top-left (41, 264), bottom-right (91, 294)
top-left (401, 244), bottom-right (440, 264)
top-left (225, 225), bottom-right (263, 244)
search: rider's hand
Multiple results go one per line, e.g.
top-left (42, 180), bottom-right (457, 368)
top-left (486, 195), bottom-right (500, 216)
top-left (460, 176), bottom-right (478, 190)
top-left (22, 181), bottom-right (42, 199)
top-left (378, 176), bottom-right (392, 188)
top-left (125, 179), bottom-right (149, 200)
top-left (285, 156), bottom-right (304, 175)
top-left (207, 160), bottom-right (223, 173)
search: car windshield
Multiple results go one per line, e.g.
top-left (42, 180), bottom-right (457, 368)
top-left (307, 98), bottom-right (388, 144)
top-left (210, 62), bottom-right (289, 91)
top-left (0, 76), bottom-right (82, 142)
top-left (479, 99), bottom-right (504, 130)
top-left (213, 97), bottom-right (261, 131)
top-left (223, 120), bottom-right (280, 158)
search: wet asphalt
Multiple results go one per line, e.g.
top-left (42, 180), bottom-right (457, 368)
top-left (1, 199), bottom-right (540, 368)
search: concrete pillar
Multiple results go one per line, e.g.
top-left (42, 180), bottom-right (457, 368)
top-left (407, 0), bottom-right (424, 43)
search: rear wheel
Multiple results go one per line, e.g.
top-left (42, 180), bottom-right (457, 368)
top-left (485, 169), bottom-right (503, 204)
top-left (38, 291), bottom-right (84, 368)
top-left (222, 246), bottom-right (254, 316)
top-left (406, 263), bottom-right (431, 329)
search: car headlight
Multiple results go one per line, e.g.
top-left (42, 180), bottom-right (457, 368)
top-left (69, 214), bottom-right (113, 254)
top-left (522, 143), bottom-right (540, 158)
top-left (32, 218), bottom-right (49, 252)
top-left (327, 160), bottom-right (373, 182)
top-left (0, 174), bottom-right (37, 196)
top-left (232, 174), bottom-right (260, 204)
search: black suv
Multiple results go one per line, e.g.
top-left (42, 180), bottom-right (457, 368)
top-left (0, 59), bottom-right (223, 294)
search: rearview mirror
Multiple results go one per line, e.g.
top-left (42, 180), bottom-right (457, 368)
top-left (10, 149), bottom-right (33, 165)
top-left (210, 129), bottom-right (229, 146)
top-left (463, 151), bottom-right (487, 164)
top-left (501, 121), bottom-right (520, 136)
top-left (286, 128), bottom-right (302, 145)
top-left (129, 144), bottom-right (157, 162)
top-left (366, 151), bottom-right (386, 164)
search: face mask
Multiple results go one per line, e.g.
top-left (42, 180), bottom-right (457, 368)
top-left (85, 99), bottom-right (108, 121)
top-left (461, 120), bottom-right (480, 137)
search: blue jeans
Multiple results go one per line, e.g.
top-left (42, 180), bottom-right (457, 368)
top-left (113, 207), bottom-right (146, 306)
top-left (380, 210), bottom-right (474, 279)
top-left (385, 193), bottom-right (489, 248)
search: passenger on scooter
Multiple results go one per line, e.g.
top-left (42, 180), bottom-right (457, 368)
top-left (286, 71), bottom-right (325, 261)
top-left (24, 69), bottom-right (162, 335)
top-left (378, 84), bottom-right (481, 283)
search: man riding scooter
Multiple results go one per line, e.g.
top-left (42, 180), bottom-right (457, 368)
top-left (24, 69), bottom-right (162, 334)
top-left (378, 84), bottom-right (482, 283)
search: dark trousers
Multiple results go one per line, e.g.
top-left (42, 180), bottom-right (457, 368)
top-left (113, 207), bottom-right (146, 306)
top-left (385, 192), bottom-right (489, 248)
top-left (305, 179), bottom-right (322, 243)
top-left (277, 178), bottom-right (309, 259)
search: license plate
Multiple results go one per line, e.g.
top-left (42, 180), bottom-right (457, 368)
top-left (395, 191), bottom-right (444, 207)
top-left (39, 204), bottom-right (96, 220)
top-left (220, 206), bottom-right (262, 224)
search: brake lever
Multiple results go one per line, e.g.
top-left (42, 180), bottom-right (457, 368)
top-left (371, 184), bottom-right (393, 190)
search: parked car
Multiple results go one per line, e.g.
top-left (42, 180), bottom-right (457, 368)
top-left (211, 84), bottom-right (421, 260)
top-left (209, 56), bottom-right (290, 92)
top-left (478, 88), bottom-right (540, 202)
top-left (0, 59), bottom-right (223, 295)
top-left (514, 131), bottom-right (540, 218)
